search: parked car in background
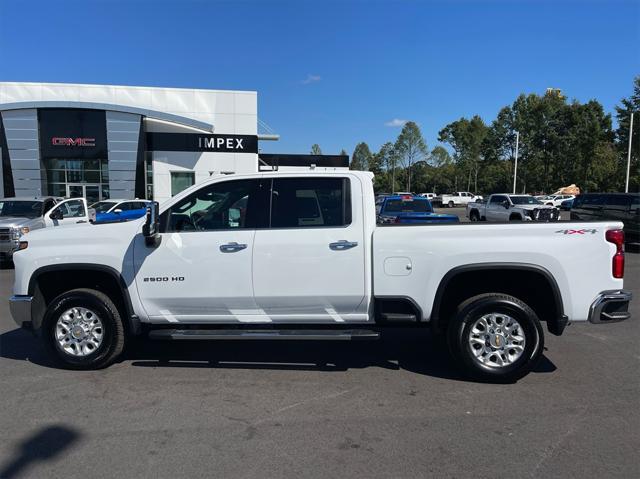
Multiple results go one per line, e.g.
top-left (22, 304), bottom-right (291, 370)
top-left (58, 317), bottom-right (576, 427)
top-left (0, 197), bottom-right (88, 262)
top-left (571, 193), bottom-right (639, 243)
top-left (419, 192), bottom-right (437, 200)
top-left (538, 194), bottom-right (575, 207)
top-left (466, 194), bottom-right (560, 222)
top-left (392, 191), bottom-right (414, 196)
top-left (433, 191), bottom-right (483, 208)
top-left (90, 199), bottom-right (151, 223)
top-left (560, 198), bottom-right (574, 211)
top-left (376, 195), bottom-right (458, 224)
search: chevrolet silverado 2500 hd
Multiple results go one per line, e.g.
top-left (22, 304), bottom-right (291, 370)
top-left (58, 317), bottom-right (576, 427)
top-left (467, 194), bottom-right (560, 222)
top-left (9, 172), bottom-right (632, 381)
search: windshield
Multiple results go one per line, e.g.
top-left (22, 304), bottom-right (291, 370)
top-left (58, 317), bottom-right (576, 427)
top-left (90, 201), bottom-right (117, 213)
top-left (0, 200), bottom-right (43, 218)
top-left (384, 199), bottom-right (432, 213)
top-left (511, 196), bottom-right (543, 205)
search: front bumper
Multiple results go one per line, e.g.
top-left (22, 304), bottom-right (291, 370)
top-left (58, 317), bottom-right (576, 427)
top-left (588, 290), bottom-right (633, 324)
top-left (9, 295), bottom-right (33, 329)
top-left (0, 239), bottom-right (20, 257)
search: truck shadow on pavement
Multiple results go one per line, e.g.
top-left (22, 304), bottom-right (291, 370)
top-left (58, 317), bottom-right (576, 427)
top-left (0, 327), bottom-right (556, 383)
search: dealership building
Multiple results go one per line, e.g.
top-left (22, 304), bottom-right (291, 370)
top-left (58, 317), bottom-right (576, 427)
top-left (0, 82), bottom-right (347, 204)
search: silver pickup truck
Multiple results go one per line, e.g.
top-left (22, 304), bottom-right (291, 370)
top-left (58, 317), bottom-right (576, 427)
top-left (467, 194), bottom-right (560, 222)
top-left (0, 196), bottom-right (91, 262)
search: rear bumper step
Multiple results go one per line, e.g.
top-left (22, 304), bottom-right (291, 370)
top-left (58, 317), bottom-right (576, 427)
top-left (148, 329), bottom-right (380, 341)
top-left (588, 290), bottom-right (633, 324)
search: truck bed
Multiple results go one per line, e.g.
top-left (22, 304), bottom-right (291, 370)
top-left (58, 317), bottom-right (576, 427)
top-left (373, 221), bottom-right (623, 322)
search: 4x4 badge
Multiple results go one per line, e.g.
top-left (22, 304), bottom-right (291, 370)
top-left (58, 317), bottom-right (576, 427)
top-left (555, 229), bottom-right (597, 235)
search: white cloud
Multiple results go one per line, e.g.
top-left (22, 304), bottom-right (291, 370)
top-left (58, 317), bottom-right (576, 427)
top-left (301, 74), bottom-right (321, 84)
top-left (384, 118), bottom-right (408, 127)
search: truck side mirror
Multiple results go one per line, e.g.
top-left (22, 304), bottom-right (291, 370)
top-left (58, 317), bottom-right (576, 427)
top-left (49, 208), bottom-right (64, 220)
top-left (503, 201), bottom-right (510, 209)
top-left (142, 201), bottom-right (161, 247)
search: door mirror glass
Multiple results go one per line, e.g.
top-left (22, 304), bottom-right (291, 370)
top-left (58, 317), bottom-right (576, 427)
top-left (49, 208), bottom-right (64, 220)
top-left (143, 201), bottom-right (160, 247)
top-left (503, 200), bottom-right (510, 209)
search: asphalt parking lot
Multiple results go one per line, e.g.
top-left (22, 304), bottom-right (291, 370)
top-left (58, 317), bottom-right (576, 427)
top-left (0, 250), bottom-right (638, 478)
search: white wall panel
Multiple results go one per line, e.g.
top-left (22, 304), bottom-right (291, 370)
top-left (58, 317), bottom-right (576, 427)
top-left (106, 110), bottom-right (140, 200)
top-left (1, 109), bottom-right (41, 196)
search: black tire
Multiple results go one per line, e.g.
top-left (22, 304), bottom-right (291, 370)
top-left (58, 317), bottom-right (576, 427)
top-left (447, 293), bottom-right (544, 382)
top-left (469, 210), bottom-right (480, 222)
top-left (42, 288), bottom-right (125, 370)
top-left (448, 201), bottom-right (455, 208)
top-left (509, 214), bottom-right (523, 221)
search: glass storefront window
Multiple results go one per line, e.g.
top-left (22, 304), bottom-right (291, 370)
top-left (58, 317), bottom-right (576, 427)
top-left (42, 159), bottom-right (110, 200)
top-left (47, 170), bottom-right (66, 183)
top-left (171, 172), bottom-right (195, 196)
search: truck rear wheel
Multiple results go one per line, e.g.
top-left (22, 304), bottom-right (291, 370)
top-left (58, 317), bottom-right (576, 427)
top-left (448, 201), bottom-right (455, 208)
top-left (469, 210), bottom-right (480, 221)
top-left (42, 288), bottom-right (125, 370)
top-left (447, 293), bottom-right (544, 382)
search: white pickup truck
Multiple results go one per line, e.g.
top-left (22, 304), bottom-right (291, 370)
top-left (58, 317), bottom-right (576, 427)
top-left (467, 194), bottom-right (560, 222)
top-left (433, 191), bottom-right (482, 208)
top-left (9, 171), bottom-right (632, 381)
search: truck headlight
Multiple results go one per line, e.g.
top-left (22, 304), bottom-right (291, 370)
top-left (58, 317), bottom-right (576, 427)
top-left (11, 227), bottom-right (29, 239)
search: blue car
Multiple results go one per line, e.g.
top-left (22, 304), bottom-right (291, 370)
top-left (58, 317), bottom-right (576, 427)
top-left (560, 198), bottom-right (574, 211)
top-left (89, 199), bottom-right (151, 224)
top-left (376, 195), bottom-right (459, 224)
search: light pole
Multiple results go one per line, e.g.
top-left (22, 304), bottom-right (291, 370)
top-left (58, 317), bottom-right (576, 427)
top-left (625, 112), bottom-right (634, 193)
top-left (513, 131), bottom-right (520, 194)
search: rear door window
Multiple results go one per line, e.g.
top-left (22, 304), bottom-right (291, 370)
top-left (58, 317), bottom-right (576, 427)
top-left (270, 177), bottom-right (351, 228)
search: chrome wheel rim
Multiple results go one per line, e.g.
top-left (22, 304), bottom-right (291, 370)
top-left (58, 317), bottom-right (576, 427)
top-left (55, 307), bottom-right (104, 357)
top-left (468, 313), bottom-right (526, 367)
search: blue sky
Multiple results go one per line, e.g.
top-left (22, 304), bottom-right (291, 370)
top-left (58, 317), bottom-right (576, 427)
top-left (1, 0), bottom-right (638, 156)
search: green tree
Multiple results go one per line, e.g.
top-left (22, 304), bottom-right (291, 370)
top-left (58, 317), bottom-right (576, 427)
top-left (429, 146), bottom-right (452, 167)
top-left (438, 115), bottom-right (490, 192)
top-left (350, 142), bottom-right (373, 171)
top-left (394, 121), bottom-right (428, 191)
top-left (615, 76), bottom-right (640, 192)
top-left (310, 144), bottom-right (322, 155)
top-left (375, 142), bottom-right (396, 192)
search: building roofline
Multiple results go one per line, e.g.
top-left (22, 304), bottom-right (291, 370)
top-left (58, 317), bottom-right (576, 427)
top-left (0, 81), bottom-right (257, 96)
top-left (0, 100), bottom-right (214, 132)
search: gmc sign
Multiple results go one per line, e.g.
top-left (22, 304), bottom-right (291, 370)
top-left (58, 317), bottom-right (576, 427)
top-left (51, 137), bottom-right (96, 147)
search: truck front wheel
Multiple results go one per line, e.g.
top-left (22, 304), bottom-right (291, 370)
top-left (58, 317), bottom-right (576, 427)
top-left (42, 288), bottom-right (125, 370)
top-left (447, 293), bottom-right (544, 382)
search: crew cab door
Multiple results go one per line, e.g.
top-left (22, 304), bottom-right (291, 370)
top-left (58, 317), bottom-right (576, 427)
top-left (134, 178), bottom-right (269, 322)
top-left (252, 176), bottom-right (367, 322)
top-left (485, 195), bottom-right (509, 221)
top-left (44, 198), bottom-right (88, 227)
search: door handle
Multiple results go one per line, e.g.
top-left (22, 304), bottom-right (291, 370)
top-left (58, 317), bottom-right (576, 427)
top-left (220, 242), bottom-right (247, 253)
top-left (329, 240), bottom-right (358, 251)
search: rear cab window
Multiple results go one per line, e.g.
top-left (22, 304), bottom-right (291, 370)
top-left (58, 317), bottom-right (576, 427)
top-left (383, 197), bottom-right (432, 213)
top-left (270, 177), bottom-right (351, 228)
